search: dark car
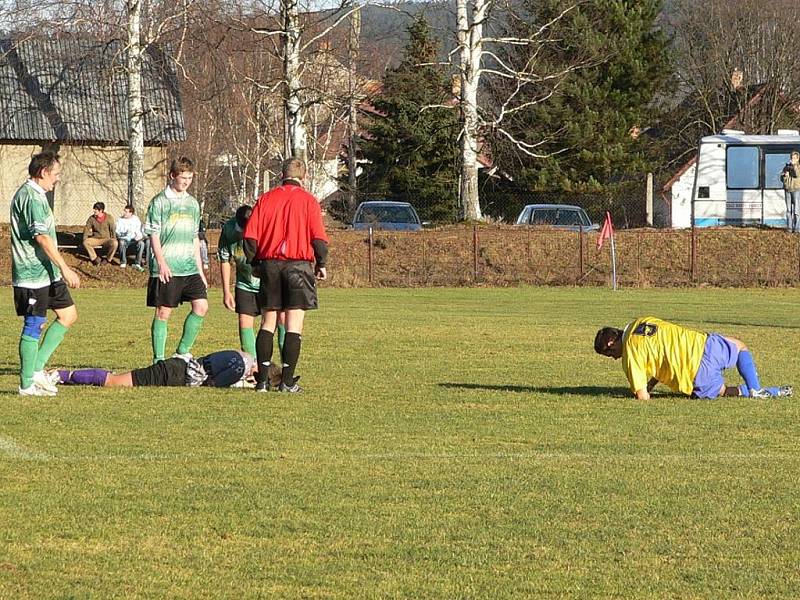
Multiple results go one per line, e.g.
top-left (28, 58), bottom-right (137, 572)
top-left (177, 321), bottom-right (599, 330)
top-left (515, 204), bottom-right (599, 231)
top-left (352, 201), bottom-right (422, 231)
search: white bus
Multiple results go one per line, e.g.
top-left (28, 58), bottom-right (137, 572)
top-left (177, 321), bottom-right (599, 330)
top-left (686, 130), bottom-right (799, 228)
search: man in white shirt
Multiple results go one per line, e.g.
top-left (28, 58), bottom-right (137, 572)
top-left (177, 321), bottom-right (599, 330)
top-left (116, 204), bottom-right (145, 270)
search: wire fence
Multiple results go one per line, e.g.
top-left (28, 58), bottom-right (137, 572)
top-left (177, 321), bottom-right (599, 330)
top-left (318, 225), bottom-right (800, 288)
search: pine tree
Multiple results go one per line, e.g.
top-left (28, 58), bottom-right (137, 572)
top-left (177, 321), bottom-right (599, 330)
top-left (490, 0), bottom-right (671, 193)
top-left (359, 16), bottom-right (459, 222)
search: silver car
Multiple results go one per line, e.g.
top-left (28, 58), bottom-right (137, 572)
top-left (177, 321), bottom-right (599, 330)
top-left (515, 204), bottom-right (599, 231)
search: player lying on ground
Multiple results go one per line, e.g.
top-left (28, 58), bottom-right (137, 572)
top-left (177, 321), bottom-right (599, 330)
top-left (594, 316), bottom-right (793, 400)
top-left (52, 350), bottom-right (279, 388)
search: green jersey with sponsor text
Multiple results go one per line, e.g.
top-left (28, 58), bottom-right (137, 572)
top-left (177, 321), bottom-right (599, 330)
top-left (217, 216), bottom-right (260, 293)
top-left (144, 188), bottom-right (201, 277)
top-left (11, 181), bottom-right (61, 288)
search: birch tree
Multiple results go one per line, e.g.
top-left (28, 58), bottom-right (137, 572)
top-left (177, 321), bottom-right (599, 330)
top-left (127, 0), bottom-right (145, 212)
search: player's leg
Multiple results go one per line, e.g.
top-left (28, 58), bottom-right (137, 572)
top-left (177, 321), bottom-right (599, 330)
top-left (33, 303), bottom-right (77, 387)
top-left (280, 309), bottom-right (306, 391)
top-left (724, 336), bottom-right (791, 397)
top-left (277, 311), bottom-right (287, 359)
top-left (255, 310), bottom-right (279, 391)
top-left (15, 286), bottom-right (51, 395)
top-left (148, 276), bottom-right (178, 362)
top-left (278, 261), bottom-right (317, 392)
top-left (176, 275), bottom-right (208, 356)
top-left (238, 313), bottom-right (256, 357)
top-left (57, 368), bottom-right (112, 386)
top-left (234, 287), bottom-right (260, 358)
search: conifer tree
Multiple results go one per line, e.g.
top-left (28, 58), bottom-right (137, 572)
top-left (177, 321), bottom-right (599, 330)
top-left (490, 0), bottom-right (670, 192)
top-left (359, 16), bottom-right (459, 222)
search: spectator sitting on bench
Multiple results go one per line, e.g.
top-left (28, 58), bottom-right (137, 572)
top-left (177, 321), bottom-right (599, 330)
top-left (116, 204), bottom-right (146, 270)
top-left (83, 202), bottom-right (118, 266)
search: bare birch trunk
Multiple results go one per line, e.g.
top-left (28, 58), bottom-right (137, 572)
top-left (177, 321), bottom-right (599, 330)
top-left (127, 0), bottom-right (145, 212)
top-left (457, 0), bottom-right (484, 221)
top-left (347, 6), bottom-right (361, 217)
top-left (283, 0), bottom-right (307, 163)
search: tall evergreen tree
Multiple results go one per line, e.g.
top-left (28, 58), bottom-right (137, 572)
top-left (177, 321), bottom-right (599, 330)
top-left (359, 16), bottom-right (459, 222)
top-left (489, 0), bottom-right (671, 192)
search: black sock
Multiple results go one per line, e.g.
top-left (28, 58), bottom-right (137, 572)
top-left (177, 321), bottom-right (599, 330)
top-left (282, 332), bottom-right (302, 387)
top-left (256, 329), bottom-right (274, 384)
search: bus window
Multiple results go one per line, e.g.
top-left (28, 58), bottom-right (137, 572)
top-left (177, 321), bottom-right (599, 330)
top-left (727, 146), bottom-right (759, 189)
top-left (765, 151), bottom-right (792, 189)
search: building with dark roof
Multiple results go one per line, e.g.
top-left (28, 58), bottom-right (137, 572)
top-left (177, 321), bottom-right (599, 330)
top-left (0, 36), bottom-right (186, 225)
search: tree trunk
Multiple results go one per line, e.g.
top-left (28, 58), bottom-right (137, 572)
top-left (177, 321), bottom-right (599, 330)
top-left (283, 0), bottom-right (307, 164)
top-left (457, 0), bottom-right (484, 221)
top-left (347, 6), bottom-right (361, 217)
top-left (127, 0), bottom-right (145, 213)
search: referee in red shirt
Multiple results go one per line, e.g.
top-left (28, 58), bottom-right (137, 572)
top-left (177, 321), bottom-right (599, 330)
top-left (243, 158), bottom-right (329, 392)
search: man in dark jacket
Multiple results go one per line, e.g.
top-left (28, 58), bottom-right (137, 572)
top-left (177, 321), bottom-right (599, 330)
top-left (82, 201), bottom-right (118, 266)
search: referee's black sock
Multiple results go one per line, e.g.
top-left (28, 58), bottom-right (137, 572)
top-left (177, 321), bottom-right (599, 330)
top-left (282, 332), bottom-right (302, 387)
top-left (255, 329), bottom-right (274, 384)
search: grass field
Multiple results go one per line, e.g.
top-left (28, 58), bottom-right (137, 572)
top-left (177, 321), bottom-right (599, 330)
top-left (1, 286), bottom-right (800, 598)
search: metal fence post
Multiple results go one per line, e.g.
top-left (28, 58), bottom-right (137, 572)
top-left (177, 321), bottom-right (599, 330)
top-left (578, 225), bottom-right (584, 280)
top-left (690, 225), bottom-right (697, 282)
top-left (368, 226), bottom-right (373, 285)
top-left (472, 224), bottom-right (479, 282)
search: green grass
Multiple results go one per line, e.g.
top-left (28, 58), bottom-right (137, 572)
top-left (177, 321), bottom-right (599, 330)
top-left (1, 287), bottom-right (800, 598)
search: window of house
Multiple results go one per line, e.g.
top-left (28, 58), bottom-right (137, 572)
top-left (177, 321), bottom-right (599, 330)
top-left (726, 146), bottom-right (760, 189)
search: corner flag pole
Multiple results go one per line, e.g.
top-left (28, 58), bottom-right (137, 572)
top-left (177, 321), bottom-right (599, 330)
top-left (609, 223), bottom-right (617, 291)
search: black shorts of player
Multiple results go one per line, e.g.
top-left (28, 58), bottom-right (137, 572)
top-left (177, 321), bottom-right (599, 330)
top-left (235, 287), bottom-right (261, 317)
top-left (256, 260), bottom-right (318, 311)
top-left (130, 357), bottom-right (188, 386)
top-left (147, 274), bottom-right (208, 308)
top-left (13, 280), bottom-right (74, 317)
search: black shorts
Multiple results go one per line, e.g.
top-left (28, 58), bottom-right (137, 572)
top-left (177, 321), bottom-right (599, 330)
top-left (13, 281), bottom-right (74, 317)
top-left (131, 357), bottom-right (188, 386)
top-left (147, 274), bottom-right (207, 308)
top-left (256, 260), bottom-right (318, 311)
top-left (235, 287), bottom-right (261, 316)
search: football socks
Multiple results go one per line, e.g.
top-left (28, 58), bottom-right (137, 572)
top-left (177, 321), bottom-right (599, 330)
top-left (151, 318), bottom-right (168, 362)
top-left (239, 326), bottom-right (256, 358)
top-left (255, 329), bottom-right (274, 385)
top-left (277, 323), bottom-right (286, 357)
top-left (281, 332), bottom-right (302, 387)
top-left (18, 334), bottom-right (38, 389)
top-left (176, 312), bottom-right (204, 355)
top-left (34, 320), bottom-right (69, 372)
top-left (736, 350), bottom-right (761, 392)
top-left (59, 368), bottom-right (109, 386)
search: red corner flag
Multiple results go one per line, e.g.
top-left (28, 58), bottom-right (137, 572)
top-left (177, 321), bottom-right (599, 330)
top-left (597, 211), bottom-right (614, 250)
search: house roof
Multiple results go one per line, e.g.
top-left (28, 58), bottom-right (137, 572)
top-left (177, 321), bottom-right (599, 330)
top-left (0, 36), bottom-right (186, 144)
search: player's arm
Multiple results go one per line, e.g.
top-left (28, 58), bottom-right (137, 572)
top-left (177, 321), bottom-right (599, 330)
top-left (217, 232), bottom-right (235, 310)
top-left (149, 232), bottom-right (171, 283)
top-left (35, 233), bottom-right (80, 288)
top-left (309, 198), bottom-right (328, 280)
top-left (193, 236), bottom-right (208, 287)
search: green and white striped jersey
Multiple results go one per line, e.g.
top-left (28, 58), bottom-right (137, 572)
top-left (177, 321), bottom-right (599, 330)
top-left (217, 217), bottom-right (260, 293)
top-left (10, 181), bottom-right (61, 289)
top-left (144, 187), bottom-right (201, 277)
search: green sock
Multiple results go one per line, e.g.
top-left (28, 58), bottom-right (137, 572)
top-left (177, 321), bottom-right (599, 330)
top-left (277, 324), bottom-right (286, 360)
top-left (34, 321), bottom-right (68, 371)
top-left (152, 318), bottom-right (168, 362)
top-left (239, 326), bottom-right (256, 358)
top-left (19, 334), bottom-right (39, 389)
top-left (177, 312), bottom-right (204, 355)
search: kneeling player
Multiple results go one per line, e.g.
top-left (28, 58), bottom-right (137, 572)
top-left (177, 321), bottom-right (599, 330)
top-left (55, 350), bottom-right (257, 388)
top-left (594, 316), bottom-right (793, 400)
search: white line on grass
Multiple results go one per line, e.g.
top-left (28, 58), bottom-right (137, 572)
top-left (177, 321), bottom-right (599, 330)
top-left (0, 436), bottom-right (49, 461)
top-left (16, 451), bottom-right (800, 463)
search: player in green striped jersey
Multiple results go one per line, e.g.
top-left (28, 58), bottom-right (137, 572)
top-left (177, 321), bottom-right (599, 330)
top-left (11, 152), bottom-right (81, 396)
top-left (143, 157), bottom-right (208, 363)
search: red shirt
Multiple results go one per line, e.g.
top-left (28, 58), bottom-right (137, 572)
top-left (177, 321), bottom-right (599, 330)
top-left (243, 181), bottom-right (328, 262)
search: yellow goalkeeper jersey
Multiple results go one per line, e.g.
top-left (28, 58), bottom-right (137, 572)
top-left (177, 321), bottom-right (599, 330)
top-left (621, 317), bottom-right (707, 395)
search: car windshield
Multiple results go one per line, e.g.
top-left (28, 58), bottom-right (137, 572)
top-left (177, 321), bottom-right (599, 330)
top-left (531, 208), bottom-right (589, 227)
top-left (356, 205), bottom-right (418, 224)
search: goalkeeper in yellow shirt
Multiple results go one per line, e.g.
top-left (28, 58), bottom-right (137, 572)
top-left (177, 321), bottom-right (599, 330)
top-left (594, 317), bottom-right (792, 400)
